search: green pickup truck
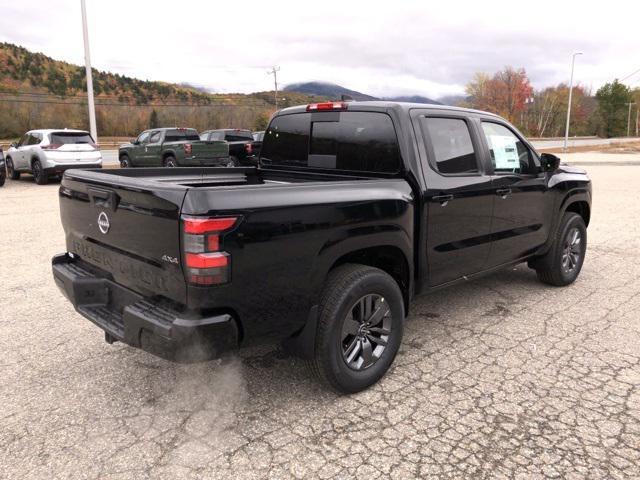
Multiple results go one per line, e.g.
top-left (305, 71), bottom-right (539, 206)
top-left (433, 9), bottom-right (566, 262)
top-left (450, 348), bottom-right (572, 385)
top-left (118, 128), bottom-right (230, 168)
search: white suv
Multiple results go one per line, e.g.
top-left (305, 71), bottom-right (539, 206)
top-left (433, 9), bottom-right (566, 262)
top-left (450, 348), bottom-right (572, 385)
top-left (6, 129), bottom-right (102, 185)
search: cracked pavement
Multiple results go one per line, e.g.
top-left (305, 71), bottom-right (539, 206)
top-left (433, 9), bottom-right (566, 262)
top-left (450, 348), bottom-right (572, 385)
top-left (1, 166), bottom-right (639, 479)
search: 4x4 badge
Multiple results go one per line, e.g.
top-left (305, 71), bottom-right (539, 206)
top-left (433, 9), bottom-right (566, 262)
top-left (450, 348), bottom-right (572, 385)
top-left (97, 211), bottom-right (110, 234)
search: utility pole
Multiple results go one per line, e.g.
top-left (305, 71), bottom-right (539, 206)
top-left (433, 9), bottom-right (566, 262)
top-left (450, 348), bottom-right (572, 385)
top-left (80, 0), bottom-right (97, 142)
top-left (267, 66), bottom-right (280, 110)
top-left (563, 52), bottom-right (582, 152)
top-left (626, 103), bottom-right (636, 137)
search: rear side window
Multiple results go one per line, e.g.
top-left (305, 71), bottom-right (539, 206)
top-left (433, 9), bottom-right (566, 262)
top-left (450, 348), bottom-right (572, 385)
top-left (207, 132), bottom-right (225, 141)
top-left (149, 131), bottom-right (162, 143)
top-left (50, 132), bottom-right (93, 144)
top-left (165, 129), bottom-right (200, 142)
top-left (421, 117), bottom-right (478, 175)
top-left (261, 112), bottom-right (400, 173)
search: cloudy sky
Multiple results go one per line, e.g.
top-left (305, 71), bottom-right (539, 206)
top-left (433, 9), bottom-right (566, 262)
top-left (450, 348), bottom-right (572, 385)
top-left (1, 0), bottom-right (638, 99)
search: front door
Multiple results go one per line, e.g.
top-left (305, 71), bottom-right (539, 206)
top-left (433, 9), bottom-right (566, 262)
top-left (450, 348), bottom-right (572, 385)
top-left (13, 133), bottom-right (30, 169)
top-left (145, 130), bottom-right (163, 166)
top-left (478, 120), bottom-right (554, 266)
top-left (414, 112), bottom-right (495, 287)
top-left (131, 131), bottom-right (150, 166)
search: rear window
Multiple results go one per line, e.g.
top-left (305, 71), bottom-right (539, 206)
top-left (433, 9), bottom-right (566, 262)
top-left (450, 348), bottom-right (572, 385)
top-left (164, 129), bottom-right (200, 142)
top-left (260, 111), bottom-right (401, 173)
top-left (50, 132), bottom-right (94, 144)
top-left (225, 132), bottom-right (253, 142)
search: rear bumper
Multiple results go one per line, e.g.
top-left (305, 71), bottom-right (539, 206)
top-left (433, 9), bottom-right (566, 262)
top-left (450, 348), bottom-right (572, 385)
top-left (52, 253), bottom-right (238, 362)
top-left (46, 163), bottom-right (102, 174)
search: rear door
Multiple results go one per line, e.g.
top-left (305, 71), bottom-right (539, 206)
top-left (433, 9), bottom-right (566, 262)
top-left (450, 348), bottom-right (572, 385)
top-left (49, 131), bottom-right (98, 162)
top-left (59, 172), bottom-right (188, 302)
top-left (478, 119), bottom-right (553, 266)
top-left (412, 110), bottom-right (495, 286)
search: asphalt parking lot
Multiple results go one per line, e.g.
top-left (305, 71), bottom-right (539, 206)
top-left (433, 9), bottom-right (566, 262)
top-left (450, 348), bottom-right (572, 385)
top-left (1, 165), bottom-right (639, 479)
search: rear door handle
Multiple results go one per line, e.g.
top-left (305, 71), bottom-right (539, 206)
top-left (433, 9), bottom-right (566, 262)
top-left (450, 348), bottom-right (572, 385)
top-left (496, 188), bottom-right (512, 198)
top-left (432, 194), bottom-right (454, 206)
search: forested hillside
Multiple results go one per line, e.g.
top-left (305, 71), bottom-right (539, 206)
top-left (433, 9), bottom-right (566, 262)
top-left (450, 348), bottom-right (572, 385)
top-left (0, 43), bottom-right (321, 138)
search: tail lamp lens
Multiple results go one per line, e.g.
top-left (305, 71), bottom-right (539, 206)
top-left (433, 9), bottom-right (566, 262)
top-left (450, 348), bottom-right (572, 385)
top-left (184, 143), bottom-right (192, 154)
top-left (182, 216), bottom-right (238, 286)
top-left (245, 143), bottom-right (253, 154)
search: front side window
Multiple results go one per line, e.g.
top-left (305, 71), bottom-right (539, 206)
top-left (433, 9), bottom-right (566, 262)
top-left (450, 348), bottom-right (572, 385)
top-left (136, 131), bottom-right (150, 144)
top-left (421, 117), bottom-right (479, 175)
top-left (481, 122), bottom-right (536, 174)
top-left (28, 133), bottom-right (42, 145)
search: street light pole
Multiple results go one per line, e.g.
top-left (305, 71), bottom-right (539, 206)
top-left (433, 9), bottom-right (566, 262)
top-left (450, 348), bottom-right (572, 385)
top-left (267, 66), bottom-right (280, 110)
top-left (563, 52), bottom-right (583, 152)
top-left (80, 0), bottom-right (97, 143)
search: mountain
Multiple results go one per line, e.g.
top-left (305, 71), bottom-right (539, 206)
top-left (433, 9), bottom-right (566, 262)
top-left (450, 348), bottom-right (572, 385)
top-left (284, 81), bottom-right (443, 105)
top-left (284, 82), bottom-right (377, 101)
top-left (437, 94), bottom-right (468, 106)
top-left (384, 95), bottom-right (441, 105)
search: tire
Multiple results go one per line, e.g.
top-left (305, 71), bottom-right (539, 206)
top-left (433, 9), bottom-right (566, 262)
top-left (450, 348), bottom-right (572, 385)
top-left (163, 156), bottom-right (177, 168)
top-left (6, 158), bottom-right (20, 180)
top-left (0, 173), bottom-right (5, 187)
top-left (119, 154), bottom-right (131, 168)
top-left (32, 159), bottom-right (48, 185)
top-left (225, 156), bottom-right (238, 167)
top-left (307, 263), bottom-right (404, 394)
top-left (532, 212), bottom-right (587, 286)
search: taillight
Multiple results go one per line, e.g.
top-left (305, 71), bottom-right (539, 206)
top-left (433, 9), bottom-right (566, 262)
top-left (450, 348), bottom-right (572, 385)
top-left (182, 216), bottom-right (238, 286)
top-left (42, 143), bottom-right (62, 150)
top-left (184, 143), bottom-right (192, 155)
top-left (306, 102), bottom-right (348, 112)
top-left (245, 143), bottom-right (253, 154)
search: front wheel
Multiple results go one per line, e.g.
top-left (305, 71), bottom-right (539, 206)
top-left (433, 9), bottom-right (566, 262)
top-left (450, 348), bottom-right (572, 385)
top-left (308, 264), bottom-right (404, 394)
top-left (0, 172), bottom-right (5, 187)
top-left (532, 212), bottom-right (587, 286)
top-left (32, 160), bottom-right (48, 185)
top-left (119, 155), bottom-right (131, 168)
top-left (6, 158), bottom-right (20, 180)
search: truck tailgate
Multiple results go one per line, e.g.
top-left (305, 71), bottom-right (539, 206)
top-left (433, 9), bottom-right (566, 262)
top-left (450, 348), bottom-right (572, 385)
top-left (59, 172), bottom-right (188, 304)
top-left (191, 140), bottom-right (227, 158)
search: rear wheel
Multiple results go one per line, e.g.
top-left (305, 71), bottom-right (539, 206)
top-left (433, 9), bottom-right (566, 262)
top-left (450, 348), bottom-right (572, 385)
top-left (225, 156), bottom-right (238, 167)
top-left (532, 212), bottom-right (587, 286)
top-left (32, 160), bottom-right (48, 185)
top-left (307, 264), bottom-right (404, 394)
top-left (6, 158), bottom-right (20, 180)
top-left (163, 156), bottom-right (177, 168)
top-left (0, 171), bottom-right (5, 187)
top-left (119, 154), bottom-right (131, 168)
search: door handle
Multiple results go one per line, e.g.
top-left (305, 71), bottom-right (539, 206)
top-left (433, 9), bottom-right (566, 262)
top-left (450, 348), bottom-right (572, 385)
top-left (495, 188), bottom-right (512, 198)
top-left (432, 194), bottom-right (454, 206)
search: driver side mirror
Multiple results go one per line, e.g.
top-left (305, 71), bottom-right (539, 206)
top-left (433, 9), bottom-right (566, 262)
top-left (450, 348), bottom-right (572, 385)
top-left (10, 142), bottom-right (17, 148)
top-left (540, 153), bottom-right (561, 172)
top-left (131, 139), bottom-right (138, 145)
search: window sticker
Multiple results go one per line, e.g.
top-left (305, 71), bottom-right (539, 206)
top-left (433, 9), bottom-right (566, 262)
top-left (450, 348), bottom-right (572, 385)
top-left (489, 135), bottom-right (519, 170)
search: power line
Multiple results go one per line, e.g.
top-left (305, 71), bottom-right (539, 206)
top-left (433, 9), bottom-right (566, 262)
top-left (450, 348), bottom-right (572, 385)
top-left (621, 67), bottom-right (640, 82)
top-left (0, 97), bottom-right (270, 108)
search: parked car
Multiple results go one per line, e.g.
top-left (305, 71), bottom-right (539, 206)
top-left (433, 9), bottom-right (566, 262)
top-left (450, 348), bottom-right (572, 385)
top-left (252, 130), bottom-right (264, 156)
top-left (200, 129), bottom-right (256, 166)
top-left (0, 149), bottom-right (6, 187)
top-left (118, 128), bottom-right (229, 168)
top-left (5, 129), bottom-right (102, 185)
top-left (52, 101), bottom-right (591, 393)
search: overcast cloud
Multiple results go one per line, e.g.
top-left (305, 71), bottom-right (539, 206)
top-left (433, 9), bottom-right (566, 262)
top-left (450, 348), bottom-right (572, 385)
top-left (1, 0), bottom-right (638, 98)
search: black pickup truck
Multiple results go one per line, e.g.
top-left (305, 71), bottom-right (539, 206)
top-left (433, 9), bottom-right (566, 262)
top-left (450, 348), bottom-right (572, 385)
top-left (52, 101), bottom-right (591, 393)
top-left (199, 129), bottom-right (256, 166)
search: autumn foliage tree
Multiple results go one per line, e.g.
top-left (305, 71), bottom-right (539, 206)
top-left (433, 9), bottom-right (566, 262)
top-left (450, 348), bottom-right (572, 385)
top-left (465, 67), bottom-right (533, 123)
